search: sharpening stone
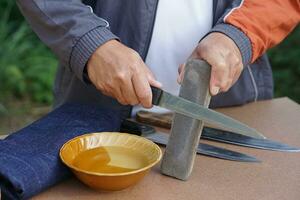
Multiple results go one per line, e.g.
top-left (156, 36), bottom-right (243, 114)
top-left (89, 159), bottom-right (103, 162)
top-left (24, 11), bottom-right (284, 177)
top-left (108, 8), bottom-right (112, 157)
top-left (160, 59), bottom-right (211, 180)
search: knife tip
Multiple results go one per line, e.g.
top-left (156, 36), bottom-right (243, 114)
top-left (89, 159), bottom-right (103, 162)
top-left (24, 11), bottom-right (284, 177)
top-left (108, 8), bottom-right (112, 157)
top-left (251, 130), bottom-right (266, 139)
top-left (243, 157), bottom-right (261, 163)
top-left (261, 135), bottom-right (267, 139)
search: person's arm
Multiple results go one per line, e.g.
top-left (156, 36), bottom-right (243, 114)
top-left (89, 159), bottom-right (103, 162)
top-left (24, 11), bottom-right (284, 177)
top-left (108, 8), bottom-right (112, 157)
top-left (214, 0), bottom-right (300, 63)
top-left (17, 0), bottom-right (161, 107)
top-left (16, 0), bottom-right (118, 82)
top-left (179, 0), bottom-right (300, 96)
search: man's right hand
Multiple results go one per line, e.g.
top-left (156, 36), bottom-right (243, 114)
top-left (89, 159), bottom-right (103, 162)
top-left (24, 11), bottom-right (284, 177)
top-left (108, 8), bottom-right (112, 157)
top-left (87, 40), bottom-right (162, 108)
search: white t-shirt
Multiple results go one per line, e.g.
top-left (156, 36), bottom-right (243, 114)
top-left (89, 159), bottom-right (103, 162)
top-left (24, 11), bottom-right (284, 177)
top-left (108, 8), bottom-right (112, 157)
top-left (132, 0), bottom-right (213, 115)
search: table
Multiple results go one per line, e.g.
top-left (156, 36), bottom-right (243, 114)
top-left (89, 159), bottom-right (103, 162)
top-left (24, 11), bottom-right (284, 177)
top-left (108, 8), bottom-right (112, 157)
top-left (33, 98), bottom-right (300, 200)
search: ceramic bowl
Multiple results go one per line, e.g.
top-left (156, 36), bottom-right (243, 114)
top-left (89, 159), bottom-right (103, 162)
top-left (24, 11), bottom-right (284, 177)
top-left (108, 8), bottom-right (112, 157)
top-left (60, 132), bottom-right (162, 191)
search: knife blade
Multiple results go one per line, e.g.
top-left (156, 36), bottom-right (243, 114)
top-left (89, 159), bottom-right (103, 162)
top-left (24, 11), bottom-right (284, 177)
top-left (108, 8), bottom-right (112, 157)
top-left (120, 120), bottom-right (260, 162)
top-left (136, 110), bottom-right (300, 152)
top-left (202, 127), bottom-right (300, 152)
top-left (151, 86), bottom-right (265, 139)
top-left (145, 131), bottom-right (259, 162)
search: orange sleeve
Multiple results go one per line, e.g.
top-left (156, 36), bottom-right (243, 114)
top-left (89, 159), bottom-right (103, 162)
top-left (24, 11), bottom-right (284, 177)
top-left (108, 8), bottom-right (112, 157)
top-left (224, 0), bottom-right (300, 63)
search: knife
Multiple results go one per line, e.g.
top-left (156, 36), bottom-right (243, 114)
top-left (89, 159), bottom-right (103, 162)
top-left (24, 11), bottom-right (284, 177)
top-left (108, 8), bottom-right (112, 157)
top-left (136, 110), bottom-right (300, 152)
top-left (151, 86), bottom-right (265, 139)
top-left (202, 127), bottom-right (300, 152)
top-left (120, 119), bottom-right (260, 162)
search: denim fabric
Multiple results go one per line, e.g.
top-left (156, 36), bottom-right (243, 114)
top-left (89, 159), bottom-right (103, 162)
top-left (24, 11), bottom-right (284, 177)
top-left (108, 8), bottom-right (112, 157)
top-left (0, 103), bottom-right (121, 199)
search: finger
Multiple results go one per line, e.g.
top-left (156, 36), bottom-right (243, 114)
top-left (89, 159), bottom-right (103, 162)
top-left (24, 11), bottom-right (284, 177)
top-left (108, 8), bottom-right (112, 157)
top-left (132, 72), bottom-right (152, 108)
top-left (222, 78), bottom-right (233, 92)
top-left (120, 78), bottom-right (139, 106)
top-left (144, 65), bottom-right (162, 88)
top-left (148, 78), bottom-right (162, 88)
top-left (209, 67), bottom-right (221, 95)
top-left (231, 60), bottom-right (243, 86)
top-left (225, 56), bottom-right (242, 90)
top-left (224, 67), bottom-right (238, 91)
top-left (195, 49), bottom-right (221, 95)
top-left (177, 63), bottom-right (185, 84)
top-left (218, 70), bottom-right (230, 93)
top-left (113, 86), bottom-right (128, 105)
top-left (178, 63), bottom-right (184, 74)
top-left (232, 67), bottom-right (241, 85)
top-left (101, 89), bottom-right (112, 97)
top-left (214, 63), bottom-right (231, 95)
top-left (95, 83), bottom-right (114, 97)
top-left (220, 65), bottom-right (234, 92)
top-left (199, 50), bottom-right (230, 95)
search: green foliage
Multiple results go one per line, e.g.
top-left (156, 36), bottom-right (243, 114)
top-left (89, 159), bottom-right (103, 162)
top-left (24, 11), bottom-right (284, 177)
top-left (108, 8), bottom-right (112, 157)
top-left (0, 1), bottom-right (57, 105)
top-left (268, 26), bottom-right (300, 103)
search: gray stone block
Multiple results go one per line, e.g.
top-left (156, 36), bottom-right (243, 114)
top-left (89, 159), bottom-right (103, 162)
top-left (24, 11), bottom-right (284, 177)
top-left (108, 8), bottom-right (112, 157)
top-left (160, 59), bottom-right (211, 180)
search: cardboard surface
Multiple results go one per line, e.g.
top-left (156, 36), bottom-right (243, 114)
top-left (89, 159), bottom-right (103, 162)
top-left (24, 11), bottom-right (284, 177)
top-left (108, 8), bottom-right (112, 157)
top-left (33, 98), bottom-right (300, 200)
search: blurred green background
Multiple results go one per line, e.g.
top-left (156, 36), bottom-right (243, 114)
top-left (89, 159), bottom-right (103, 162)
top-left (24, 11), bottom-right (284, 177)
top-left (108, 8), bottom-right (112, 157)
top-left (0, 1), bottom-right (299, 134)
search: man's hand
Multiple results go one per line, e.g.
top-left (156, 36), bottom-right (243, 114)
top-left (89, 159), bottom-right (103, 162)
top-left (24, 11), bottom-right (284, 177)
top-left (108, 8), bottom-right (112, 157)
top-left (177, 32), bottom-right (243, 96)
top-left (87, 40), bottom-right (162, 108)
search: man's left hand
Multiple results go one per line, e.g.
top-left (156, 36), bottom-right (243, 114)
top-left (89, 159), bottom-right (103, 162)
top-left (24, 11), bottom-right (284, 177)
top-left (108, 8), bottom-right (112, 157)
top-left (177, 32), bottom-right (243, 96)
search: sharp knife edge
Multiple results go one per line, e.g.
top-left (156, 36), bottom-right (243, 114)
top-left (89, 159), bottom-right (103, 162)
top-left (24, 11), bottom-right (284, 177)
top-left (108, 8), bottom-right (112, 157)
top-left (202, 127), bottom-right (300, 152)
top-left (131, 115), bottom-right (299, 152)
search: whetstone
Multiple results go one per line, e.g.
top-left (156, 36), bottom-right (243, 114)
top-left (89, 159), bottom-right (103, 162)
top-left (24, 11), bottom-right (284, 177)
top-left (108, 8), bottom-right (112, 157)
top-left (160, 59), bottom-right (211, 180)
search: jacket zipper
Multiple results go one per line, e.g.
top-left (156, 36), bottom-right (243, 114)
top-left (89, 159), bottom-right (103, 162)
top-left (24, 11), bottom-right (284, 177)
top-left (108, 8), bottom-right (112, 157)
top-left (142, 0), bottom-right (159, 60)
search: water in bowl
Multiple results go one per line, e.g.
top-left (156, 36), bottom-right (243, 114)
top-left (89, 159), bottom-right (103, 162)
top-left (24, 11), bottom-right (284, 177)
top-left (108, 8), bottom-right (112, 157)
top-left (73, 146), bottom-right (149, 174)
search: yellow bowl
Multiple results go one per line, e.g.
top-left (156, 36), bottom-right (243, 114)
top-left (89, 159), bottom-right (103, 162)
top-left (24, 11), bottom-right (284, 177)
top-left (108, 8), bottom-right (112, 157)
top-left (60, 132), bottom-right (162, 191)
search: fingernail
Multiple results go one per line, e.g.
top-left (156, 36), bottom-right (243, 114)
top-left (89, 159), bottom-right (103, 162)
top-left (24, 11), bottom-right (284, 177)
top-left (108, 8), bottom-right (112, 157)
top-left (149, 78), bottom-right (162, 88)
top-left (211, 86), bottom-right (220, 95)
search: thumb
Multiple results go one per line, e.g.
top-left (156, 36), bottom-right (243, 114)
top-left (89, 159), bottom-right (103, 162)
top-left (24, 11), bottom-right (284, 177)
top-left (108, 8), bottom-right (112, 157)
top-left (177, 63), bottom-right (185, 84)
top-left (210, 69), bottom-right (220, 96)
top-left (148, 76), bottom-right (162, 88)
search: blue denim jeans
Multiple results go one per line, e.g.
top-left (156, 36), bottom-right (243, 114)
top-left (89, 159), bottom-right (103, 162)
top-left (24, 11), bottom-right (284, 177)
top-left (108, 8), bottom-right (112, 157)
top-left (0, 103), bottom-right (121, 199)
